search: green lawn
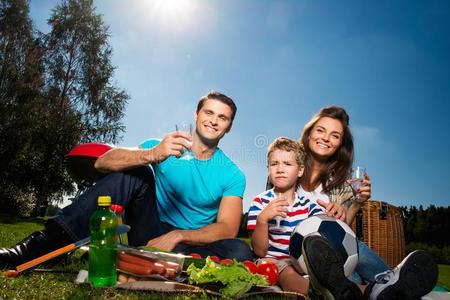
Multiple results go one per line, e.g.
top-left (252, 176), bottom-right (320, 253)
top-left (438, 264), bottom-right (450, 290)
top-left (1, 215), bottom-right (448, 299)
top-left (0, 215), bottom-right (298, 299)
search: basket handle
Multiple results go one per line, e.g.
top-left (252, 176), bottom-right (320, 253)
top-left (379, 201), bottom-right (389, 220)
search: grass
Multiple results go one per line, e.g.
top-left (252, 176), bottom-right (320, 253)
top-left (438, 265), bottom-right (450, 290)
top-left (0, 215), bottom-right (300, 299)
top-left (1, 215), bottom-right (448, 299)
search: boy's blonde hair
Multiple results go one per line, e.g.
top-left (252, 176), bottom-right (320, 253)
top-left (267, 137), bottom-right (306, 166)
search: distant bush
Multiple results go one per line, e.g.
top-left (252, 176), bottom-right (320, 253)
top-left (407, 242), bottom-right (450, 264)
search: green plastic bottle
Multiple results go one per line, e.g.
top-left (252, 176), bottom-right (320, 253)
top-left (88, 196), bottom-right (118, 287)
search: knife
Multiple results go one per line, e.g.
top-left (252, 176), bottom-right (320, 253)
top-left (4, 224), bottom-right (130, 277)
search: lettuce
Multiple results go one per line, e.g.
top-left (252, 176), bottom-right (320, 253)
top-left (187, 257), bottom-right (268, 297)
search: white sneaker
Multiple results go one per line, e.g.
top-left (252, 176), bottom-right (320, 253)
top-left (365, 250), bottom-right (438, 300)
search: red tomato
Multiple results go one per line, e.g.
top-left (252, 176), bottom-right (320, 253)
top-left (209, 256), bottom-right (221, 263)
top-left (257, 261), bottom-right (279, 285)
top-left (220, 258), bottom-right (233, 266)
top-left (243, 260), bottom-right (258, 274)
top-left (188, 253), bottom-right (201, 259)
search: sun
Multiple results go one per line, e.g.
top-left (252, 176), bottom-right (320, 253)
top-left (145, 0), bottom-right (198, 28)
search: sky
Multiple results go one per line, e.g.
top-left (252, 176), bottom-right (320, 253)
top-left (29, 0), bottom-right (450, 211)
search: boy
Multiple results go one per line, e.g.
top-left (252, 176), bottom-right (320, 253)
top-left (247, 137), bottom-right (333, 295)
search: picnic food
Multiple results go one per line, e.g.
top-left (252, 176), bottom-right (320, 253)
top-left (219, 258), bottom-right (233, 266)
top-left (209, 255), bottom-right (221, 263)
top-left (243, 260), bottom-right (258, 274)
top-left (117, 251), bottom-right (181, 279)
top-left (188, 252), bottom-right (201, 259)
top-left (187, 257), bottom-right (268, 297)
top-left (256, 261), bottom-right (279, 285)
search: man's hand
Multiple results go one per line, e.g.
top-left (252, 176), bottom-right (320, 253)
top-left (152, 131), bottom-right (192, 163)
top-left (317, 199), bottom-right (346, 221)
top-left (146, 230), bottom-right (184, 251)
top-left (257, 196), bottom-right (289, 224)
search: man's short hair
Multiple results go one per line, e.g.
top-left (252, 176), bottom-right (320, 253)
top-left (196, 91), bottom-right (237, 122)
top-left (267, 137), bottom-right (305, 166)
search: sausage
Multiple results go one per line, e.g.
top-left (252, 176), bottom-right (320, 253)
top-left (117, 260), bottom-right (153, 276)
top-left (164, 261), bottom-right (181, 273)
top-left (164, 267), bottom-right (178, 278)
top-left (118, 251), bottom-right (156, 266)
top-left (151, 262), bottom-right (167, 275)
top-left (117, 251), bottom-right (180, 278)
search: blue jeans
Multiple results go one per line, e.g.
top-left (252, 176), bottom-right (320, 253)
top-left (48, 167), bottom-right (252, 260)
top-left (349, 240), bottom-right (391, 284)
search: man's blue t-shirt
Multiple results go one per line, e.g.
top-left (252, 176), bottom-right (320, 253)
top-left (139, 139), bottom-right (246, 230)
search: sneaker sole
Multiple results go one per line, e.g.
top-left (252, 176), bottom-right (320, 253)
top-left (376, 250), bottom-right (438, 300)
top-left (303, 235), bottom-right (363, 300)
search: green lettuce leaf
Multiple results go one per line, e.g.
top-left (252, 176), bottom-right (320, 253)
top-left (187, 257), bottom-right (268, 297)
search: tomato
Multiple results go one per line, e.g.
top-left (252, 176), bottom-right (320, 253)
top-left (257, 261), bottom-right (279, 285)
top-left (219, 258), bottom-right (233, 266)
top-left (188, 253), bottom-right (201, 259)
top-left (209, 255), bottom-right (221, 263)
top-left (243, 260), bottom-right (258, 274)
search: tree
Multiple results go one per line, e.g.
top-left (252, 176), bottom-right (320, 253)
top-left (44, 0), bottom-right (127, 144)
top-left (0, 0), bottom-right (128, 216)
top-left (0, 0), bottom-right (47, 214)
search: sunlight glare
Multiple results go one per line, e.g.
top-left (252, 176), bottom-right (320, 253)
top-left (146, 0), bottom-right (198, 30)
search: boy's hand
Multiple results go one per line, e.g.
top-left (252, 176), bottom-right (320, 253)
top-left (257, 197), bottom-right (289, 224)
top-left (151, 131), bottom-right (192, 162)
top-left (317, 199), bottom-right (346, 221)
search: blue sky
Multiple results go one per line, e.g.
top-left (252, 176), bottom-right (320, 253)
top-left (30, 0), bottom-right (450, 211)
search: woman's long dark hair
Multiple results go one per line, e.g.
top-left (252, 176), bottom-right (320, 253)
top-left (299, 106), bottom-right (354, 193)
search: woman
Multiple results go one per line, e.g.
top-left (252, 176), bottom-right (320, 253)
top-left (297, 105), bottom-right (389, 284)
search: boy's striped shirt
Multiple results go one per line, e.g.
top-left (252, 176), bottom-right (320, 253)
top-left (247, 189), bottom-right (324, 260)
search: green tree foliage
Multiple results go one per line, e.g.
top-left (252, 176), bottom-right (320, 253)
top-left (0, 0), bottom-right (47, 214)
top-left (402, 205), bottom-right (450, 263)
top-left (0, 0), bottom-right (128, 216)
top-left (44, 0), bottom-right (127, 143)
top-left (405, 205), bottom-right (450, 246)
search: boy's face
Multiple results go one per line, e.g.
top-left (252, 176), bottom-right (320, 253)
top-left (268, 149), bottom-right (304, 191)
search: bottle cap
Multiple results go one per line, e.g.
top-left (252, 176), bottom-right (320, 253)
top-left (110, 204), bottom-right (123, 213)
top-left (98, 196), bottom-right (111, 206)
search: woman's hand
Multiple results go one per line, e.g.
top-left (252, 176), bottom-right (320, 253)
top-left (257, 196), bottom-right (289, 224)
top-left (317, 199), bottom-right (346, 221)
top-left (350, 172), bottom-right (371, 203)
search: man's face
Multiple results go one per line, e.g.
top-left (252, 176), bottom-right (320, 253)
top-left (195, 99), bottom-right (233, 144)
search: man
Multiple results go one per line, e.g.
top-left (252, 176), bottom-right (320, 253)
top-left (1, 91), bottom-right (253, 268)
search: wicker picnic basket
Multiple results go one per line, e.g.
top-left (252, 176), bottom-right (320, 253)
top-left (351, 200), bottom-right (406, 268)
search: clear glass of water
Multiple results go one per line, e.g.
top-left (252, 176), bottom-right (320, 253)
top-left (273, 193), bottom-right (286, 232)
top-left (349, 166), bottom-right (366, 202)
top-left (175, 123), bottom-right (193, 160)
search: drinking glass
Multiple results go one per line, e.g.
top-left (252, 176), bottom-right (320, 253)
top-left (175, 123), bottom-right (193, 160)
top-left (349, 166), bottom-right (366, 202)
top-left (273, 193), bottom-right (286, 232)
